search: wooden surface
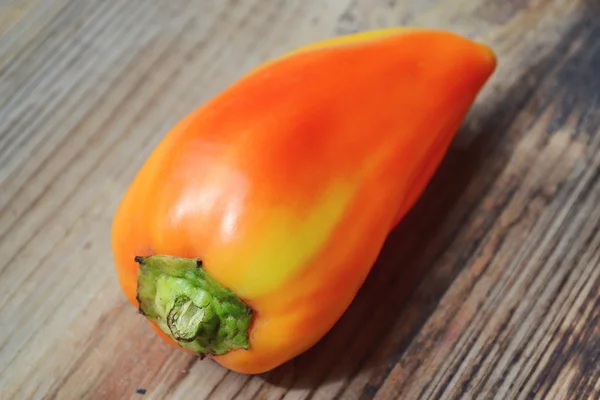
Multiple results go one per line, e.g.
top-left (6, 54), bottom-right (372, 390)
top-left (1, 0), bottom-right (600, 399)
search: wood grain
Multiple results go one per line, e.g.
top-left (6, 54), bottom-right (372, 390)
top-left (1, 0), bottom-right (599, 399)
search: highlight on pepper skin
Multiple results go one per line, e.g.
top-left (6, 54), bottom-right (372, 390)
top-left (111, 27), bottom-right (497, 374)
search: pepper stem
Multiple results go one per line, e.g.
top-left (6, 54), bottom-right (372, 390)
top-left (135, 255), bottom-right (252, 356)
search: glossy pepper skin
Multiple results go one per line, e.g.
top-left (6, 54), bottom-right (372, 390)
top-left (111, 28), bottom-right (496, 374)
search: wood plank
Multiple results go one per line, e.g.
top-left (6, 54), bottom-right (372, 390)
top-left (1, 0), bottom-right (599, 399)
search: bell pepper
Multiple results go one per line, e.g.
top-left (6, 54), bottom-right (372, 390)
top-left (111, 27), bottom-right (496, 374)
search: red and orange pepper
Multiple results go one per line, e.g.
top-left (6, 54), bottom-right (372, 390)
top-left (111, 28), bottom-right (496, 374)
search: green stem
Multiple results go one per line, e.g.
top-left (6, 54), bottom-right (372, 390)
top-left (135, 255), bottom-right (252, 356)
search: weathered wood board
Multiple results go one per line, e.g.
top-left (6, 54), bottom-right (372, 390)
top-left (1, 0), bottom-right (600, 398)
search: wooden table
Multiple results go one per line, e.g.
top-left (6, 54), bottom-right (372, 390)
top-left (1, 0), bottom-right (599, 399)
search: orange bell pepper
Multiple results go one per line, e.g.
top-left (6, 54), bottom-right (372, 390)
top-left (111, 27), bottom-right (496, 374)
